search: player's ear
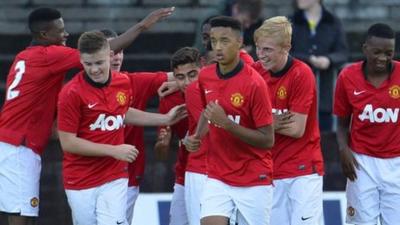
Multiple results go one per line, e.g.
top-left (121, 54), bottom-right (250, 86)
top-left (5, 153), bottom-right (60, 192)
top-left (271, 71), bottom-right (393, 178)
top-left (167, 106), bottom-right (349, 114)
top-left (283, 43), bottom-right (291, 53)
top-left (362, 43), bottom-right (368, 55)
top-left (39, 30), bottom-right (47, 39)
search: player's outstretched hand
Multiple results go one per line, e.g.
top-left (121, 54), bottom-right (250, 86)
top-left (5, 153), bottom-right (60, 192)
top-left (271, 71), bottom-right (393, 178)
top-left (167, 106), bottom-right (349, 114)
top-left (158, 81), bottom-right (179, 98)
top-left (139, 7), bottom-right (175, 30)
top-left (112, 144), bottom-right (139, 163)
top-left (339, 146), bottom-right (359, 181)
top-left (183, 134), bottom-right (201, 152)
top-left (273, 111), bottom-right (295, 130)
top-left (166, 104), bottom-right (187, 125)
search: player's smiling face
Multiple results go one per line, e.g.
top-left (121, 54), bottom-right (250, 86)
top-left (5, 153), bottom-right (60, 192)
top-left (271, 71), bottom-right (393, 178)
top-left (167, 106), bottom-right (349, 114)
top-left (256, 36), bottom-right (289, 72)
top-left (210, 27), bottom-right (242, 66)
top-left (173, 63), bottom-right (200, 92)
top-left (80, 46), bottom-right (111, 84)
top-left (44, 18), bottom-right (69, 46)
top-left (363, 36), bottom-right (395, 74)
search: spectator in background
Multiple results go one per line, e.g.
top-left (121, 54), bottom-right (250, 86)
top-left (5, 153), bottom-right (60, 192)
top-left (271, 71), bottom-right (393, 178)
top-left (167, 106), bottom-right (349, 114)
top-left (225, 0), bottom-right (264, 57)
top-left (193, 0), bottom-right (263, 57)
top-left (290, 0), bottom-right (348, 132)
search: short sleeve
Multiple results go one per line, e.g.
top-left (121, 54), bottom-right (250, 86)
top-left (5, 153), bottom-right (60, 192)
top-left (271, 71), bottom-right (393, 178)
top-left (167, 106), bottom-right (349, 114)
top-left (333, 72), bottom-right (352, 117)
top-left (47, 46), bottom-right (82, 74)
top-left (57, 86), bottom-right (82, 133)
top-left (197, 71), bottom-right (208, 108)
top-left (288, 66), bottom-right (315, 114)
top-left (185, 82), bottom-right (203, 134)
top-left (129, 72), bottom-right (168, 100)
top-left (251, 77), bottom-right (273, 128)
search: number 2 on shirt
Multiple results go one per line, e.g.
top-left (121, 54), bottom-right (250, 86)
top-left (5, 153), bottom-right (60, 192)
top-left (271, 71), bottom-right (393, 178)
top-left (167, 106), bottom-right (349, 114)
top-left (6, 60), bottom-right (25, 100)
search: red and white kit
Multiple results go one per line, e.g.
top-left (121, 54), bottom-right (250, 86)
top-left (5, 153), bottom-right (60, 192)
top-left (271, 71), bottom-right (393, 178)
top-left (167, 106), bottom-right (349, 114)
top-left (334, 61), bottom-right (400, 225)
top-left (253, 58), bottom-right (324, 225)
top-left (198, 61), bottom-right (273, 225)
top-left (58, 71), bottom-right (132, 225)
top-left (0, 45), bottom-right (80, 216)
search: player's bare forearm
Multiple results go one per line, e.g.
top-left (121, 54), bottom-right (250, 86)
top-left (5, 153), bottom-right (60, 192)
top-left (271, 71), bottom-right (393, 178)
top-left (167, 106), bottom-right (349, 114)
top-left (336, 116), bottom-right (351, 151)
top-left (58, 130), bottom-right (118, 157)
top-left (224, 123), bottom-right (274, 149)
top-left (125, 108), bottom-right (170, 126)
top-left (275, 112), bottom-right (307, 138)
top-left (125, 105), bottom-right (186, 126)
top-left (109, 7), bottom-right (174, 52)
top-left (336, 116), bottom-right (359, 180)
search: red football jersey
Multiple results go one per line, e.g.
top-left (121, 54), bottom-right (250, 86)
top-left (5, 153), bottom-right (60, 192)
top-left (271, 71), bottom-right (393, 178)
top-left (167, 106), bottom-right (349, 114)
top-left (239, 49), bottom-right (254, 65)
top-left (123, 72), bottom-right (167, 187)
top-left (58, 71), bottom-right (132, 190)
top-left (334, 61), bottom-right (400, 158)
top-left (158, 91), bottom-right (189, 185)
top-left (198, 61), bottom-right (273, 186)
top-left (253, 58), bottom-right (324, 179)
top-left (0, 45), bottom-right (80, 154)
top-left (185, 81), bottom-right (209, 175)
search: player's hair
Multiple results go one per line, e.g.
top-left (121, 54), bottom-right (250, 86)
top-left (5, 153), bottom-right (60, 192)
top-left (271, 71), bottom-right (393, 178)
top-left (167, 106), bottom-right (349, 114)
top-left (100, 28), bottom-right (118, 39)
top-left (28, 7), bottom-right (61, 33)
top-left (254, 16), bottom-right (292, 47)
top-left (78, 31), bottom-right (109, 54)
top-left (236, 0), bottom-right (263, 21)
top-left (201, 15), bottom-right (218, 28)
top-left (366, 23), bottom-right (395, 40)
top-left (210, 16), bottom-right (242, 33)
top-left (170, 47), bottom-right (201, 70)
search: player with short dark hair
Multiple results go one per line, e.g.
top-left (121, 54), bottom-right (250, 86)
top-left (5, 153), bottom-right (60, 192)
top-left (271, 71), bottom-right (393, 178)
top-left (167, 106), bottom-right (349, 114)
top-left (253, 16), bottom-right (324, 225)
top-left (334, 23), bottom-right (400, 225)
top-left (185, 16), bottom-right (274, 225)
top-left (57, 31), bottom-right (186, 225)
top-left (0, 7), bottom-right (174, 225)
top-left (154, 47), bottom-right (201, 225)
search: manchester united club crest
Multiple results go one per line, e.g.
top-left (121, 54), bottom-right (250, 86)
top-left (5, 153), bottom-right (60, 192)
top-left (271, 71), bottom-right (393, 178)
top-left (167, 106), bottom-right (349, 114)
top-left (277, 86), bottom-right (287, 100)
top-left (347, 206), bottom-right (355, 217)
top-left (30, 197), bottom-right (39, 208)
top-left (389, 85), bottom-right (400, 99)
top-left (116, 91), bottom-right (127, 105)
top-left (230, 93), bottom-right (244, 107)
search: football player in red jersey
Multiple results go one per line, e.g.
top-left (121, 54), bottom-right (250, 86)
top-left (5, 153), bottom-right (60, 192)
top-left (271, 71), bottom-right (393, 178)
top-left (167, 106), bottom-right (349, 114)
top-left (253, 16), bottom-right (324, 225)
top-left (0, 7), bottom-right (174, 225)
top-left (154, 47), bottom-right (201, 225)
top-left (334, 23), bottom-right (400, 225)
top-left (100, 28), bottom-right (176, 224)
top-left (157, 15), bottom-right (253, 99)
top-left (185, 16), bottom-right (274, 225)
top-left (57, 31), bottom-right (186, 225)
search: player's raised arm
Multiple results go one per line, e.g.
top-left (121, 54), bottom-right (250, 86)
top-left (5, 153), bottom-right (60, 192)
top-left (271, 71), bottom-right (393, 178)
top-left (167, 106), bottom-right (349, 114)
top-left (109, 7), bottom-right (175, 52)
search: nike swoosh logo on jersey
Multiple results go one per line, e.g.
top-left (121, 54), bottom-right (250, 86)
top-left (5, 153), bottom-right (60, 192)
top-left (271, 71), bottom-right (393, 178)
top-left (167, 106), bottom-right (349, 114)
top-left (301, 216), bottom-right (312, 221)
top-left (116, 221), bottom-right (124, 225)
top-left (353, 90), bottom-right (366, 95)
top-left (88, 103), bottom-right (97, 109)
top-left (205, 89), bottom-right (212, 94)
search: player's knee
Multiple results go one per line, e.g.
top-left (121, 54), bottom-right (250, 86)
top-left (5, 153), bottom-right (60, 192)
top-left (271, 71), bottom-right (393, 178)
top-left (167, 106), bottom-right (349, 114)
top-left (201, 215), bottom-right (229, 225)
